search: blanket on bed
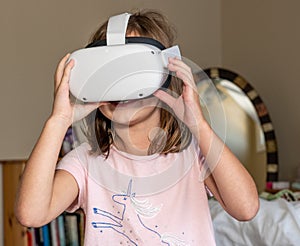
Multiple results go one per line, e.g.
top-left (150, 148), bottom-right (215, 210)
top-left (209, 198), bottom-right (300, 246)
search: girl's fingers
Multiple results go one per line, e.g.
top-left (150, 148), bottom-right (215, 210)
top-left (60, 59), bottom-right (74, 85)
top-left (168, 59), bottom-right (198, 102)
top-left (54, 59), bottom-right (74, 99)
top-left (154, 89), bottom-right (176, 107)
top-left (168, 58), bottom-right (193, 80)
top-left (168, 58), bottom-right (195, 88)
top-left (54, 53), bottom-right (71, 91)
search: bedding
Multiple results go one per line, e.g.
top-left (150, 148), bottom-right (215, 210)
top-left (209, 198), bottom-right (300, 246)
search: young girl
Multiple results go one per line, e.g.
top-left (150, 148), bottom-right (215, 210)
top-left (16, 10), bottom-right (259, 245)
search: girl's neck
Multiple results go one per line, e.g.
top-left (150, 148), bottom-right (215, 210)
top-left (112, 108), bottom-right (161, 156)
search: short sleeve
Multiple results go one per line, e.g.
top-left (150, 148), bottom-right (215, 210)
top-left (56, 143), bottom-right (90, 212)
top-left (189, 137), bottom-right (211, 181)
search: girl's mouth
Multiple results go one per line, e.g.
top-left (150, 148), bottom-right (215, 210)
top-left (109, 95), bottom-right (155, 107)
top-left (109, 100), bottom-right (134, 107)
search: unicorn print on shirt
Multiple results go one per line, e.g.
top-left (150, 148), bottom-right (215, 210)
top-left (91, 180), bottom-right (189, 246)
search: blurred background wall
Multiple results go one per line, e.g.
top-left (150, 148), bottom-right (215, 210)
top-left (0, 0), bottom-right (299, 181)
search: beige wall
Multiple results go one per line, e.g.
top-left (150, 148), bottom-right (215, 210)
top-left (0, 0), bottom-right (221, 160)
top-left (1, 0), bottom-right (297, 182)
top-left (0, 165), bottom-right (3, 246)
top-left (221, 0), bottom-right (300, 181)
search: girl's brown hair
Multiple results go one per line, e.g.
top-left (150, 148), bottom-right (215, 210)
top-left (85, 9), bottom-right (192, 157)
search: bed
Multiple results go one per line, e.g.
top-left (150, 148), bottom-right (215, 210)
top-left (209, 197), bottom-right (300, 246)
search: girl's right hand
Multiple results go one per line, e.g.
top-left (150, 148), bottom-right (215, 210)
top-left (51, 53), bottom-right (101, 126)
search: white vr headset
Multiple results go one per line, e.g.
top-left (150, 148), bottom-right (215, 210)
top-left (68, 12), bottom-right (181, 102)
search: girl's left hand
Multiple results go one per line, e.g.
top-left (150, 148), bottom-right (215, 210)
top-left (154, 57), bottom-right (205, 137)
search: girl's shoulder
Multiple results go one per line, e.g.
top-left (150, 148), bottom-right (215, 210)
top-left (64, 142), bottom-right (92, 159)
top-left (59, 142), bottom-right (106, 167)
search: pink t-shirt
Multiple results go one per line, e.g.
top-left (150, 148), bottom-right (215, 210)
top-left (57, 139), bottom-right (216, 245)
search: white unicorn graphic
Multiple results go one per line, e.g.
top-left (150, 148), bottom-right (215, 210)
top-left (91, 180), bottom-right (189, 245)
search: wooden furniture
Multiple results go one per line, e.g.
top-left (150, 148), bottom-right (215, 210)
top-left (2, 160), bottom-right (84, 246)
top-left (2, 161), bottom-right (27, 246)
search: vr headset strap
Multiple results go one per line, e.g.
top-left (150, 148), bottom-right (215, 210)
top-left (107, 13), bottom-right (131, 46)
